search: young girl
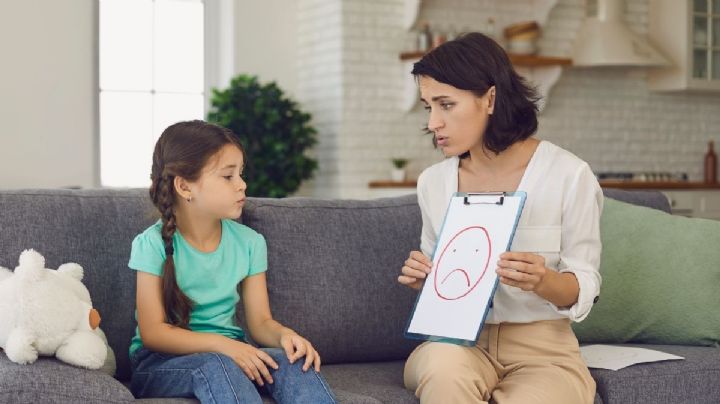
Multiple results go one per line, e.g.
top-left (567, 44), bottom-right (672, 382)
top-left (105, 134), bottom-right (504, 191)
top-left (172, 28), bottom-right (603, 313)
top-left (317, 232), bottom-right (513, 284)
top-left (128, 120), bottom-right (337, 404)
top-left (398, 33), bottom-right (601, 404)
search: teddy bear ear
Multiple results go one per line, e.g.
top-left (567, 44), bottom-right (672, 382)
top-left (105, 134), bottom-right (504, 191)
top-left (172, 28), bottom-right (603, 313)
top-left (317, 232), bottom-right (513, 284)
top-left (18, 249), bottom-right (45, 269)
top-left (15, 249), bottom-right (46, 281)
top-left (57, 263), bottom-right (84, 281)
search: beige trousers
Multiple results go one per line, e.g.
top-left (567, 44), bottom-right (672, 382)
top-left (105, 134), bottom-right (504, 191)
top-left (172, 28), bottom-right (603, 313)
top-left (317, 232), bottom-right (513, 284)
top-left (403, 319), bottom-right (595, 404)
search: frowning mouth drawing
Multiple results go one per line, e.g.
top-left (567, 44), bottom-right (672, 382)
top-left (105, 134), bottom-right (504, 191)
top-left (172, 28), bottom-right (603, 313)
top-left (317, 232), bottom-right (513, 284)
top-left (433, 226), bottom-right (492, 301)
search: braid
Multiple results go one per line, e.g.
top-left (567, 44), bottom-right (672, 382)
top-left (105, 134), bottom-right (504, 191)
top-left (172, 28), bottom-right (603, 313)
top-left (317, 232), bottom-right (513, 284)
top-left (152, 175), bottom-right (193, 329)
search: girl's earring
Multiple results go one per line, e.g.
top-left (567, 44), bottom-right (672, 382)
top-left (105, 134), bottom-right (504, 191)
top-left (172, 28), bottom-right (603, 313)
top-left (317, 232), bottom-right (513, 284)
top-left (186, 196), bottom-right (192, 202)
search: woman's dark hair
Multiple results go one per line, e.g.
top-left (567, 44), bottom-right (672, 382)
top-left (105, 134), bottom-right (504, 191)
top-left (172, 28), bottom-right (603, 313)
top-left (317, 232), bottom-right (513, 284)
top-left (149, 120), bottom-right (244, 328)
top-left (412, 32), bottom-right (540, 156)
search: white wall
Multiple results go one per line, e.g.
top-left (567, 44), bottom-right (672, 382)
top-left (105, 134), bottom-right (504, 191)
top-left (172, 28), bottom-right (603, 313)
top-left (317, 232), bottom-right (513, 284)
top-left (234, 0), bottom-right (298, 96)
top-left (0, 0), bottom-right (97, 189)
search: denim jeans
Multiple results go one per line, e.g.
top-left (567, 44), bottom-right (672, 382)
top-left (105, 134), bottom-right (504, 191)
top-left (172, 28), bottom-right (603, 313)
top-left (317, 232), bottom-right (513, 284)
top-left (130, 347), bottom-right (337, 404)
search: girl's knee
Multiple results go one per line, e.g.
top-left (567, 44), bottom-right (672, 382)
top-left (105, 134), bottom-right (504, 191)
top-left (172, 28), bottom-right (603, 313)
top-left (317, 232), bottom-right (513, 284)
top-left (194, 352), bottom-right (239, 375)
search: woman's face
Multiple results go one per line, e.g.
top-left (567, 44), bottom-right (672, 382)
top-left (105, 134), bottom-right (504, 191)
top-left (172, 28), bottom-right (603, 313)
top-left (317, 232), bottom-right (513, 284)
top-left (419, 75), bottom-right (495, 157)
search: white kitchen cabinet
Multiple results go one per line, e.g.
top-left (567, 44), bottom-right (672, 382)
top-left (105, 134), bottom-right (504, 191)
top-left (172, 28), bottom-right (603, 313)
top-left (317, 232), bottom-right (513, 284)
top-left (648, 0), bottom-right (720, 91)
top-left (663, 190), bottom-right (720, 219)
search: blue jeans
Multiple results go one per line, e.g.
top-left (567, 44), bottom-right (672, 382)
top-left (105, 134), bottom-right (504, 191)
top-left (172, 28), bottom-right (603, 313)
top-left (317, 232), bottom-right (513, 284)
top-left (130, 347), bottom-right (337, 404)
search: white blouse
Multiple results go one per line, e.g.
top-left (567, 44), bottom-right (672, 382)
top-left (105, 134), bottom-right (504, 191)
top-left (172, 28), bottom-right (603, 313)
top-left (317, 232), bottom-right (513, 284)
top-left (417, 140), bottom-right (603, 323)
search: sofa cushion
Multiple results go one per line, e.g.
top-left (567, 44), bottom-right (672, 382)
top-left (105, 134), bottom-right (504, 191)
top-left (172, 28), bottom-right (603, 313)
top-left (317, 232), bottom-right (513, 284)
top-left (589, 344), bottom-right (720, 404)
top-left (322, 361), bottom-right (417, 404)
top-left (0, 189), bottom-right (156, 381)
top-left (239, 196), bottom-right (422, 364)
top-left (0, 351), bottom-right (135, 403)
top-left (573, 197), bottom-right (720, 346)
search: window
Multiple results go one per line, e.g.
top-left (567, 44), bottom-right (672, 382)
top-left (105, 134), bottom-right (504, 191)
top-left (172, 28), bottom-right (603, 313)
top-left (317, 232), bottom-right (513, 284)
top-left (99, 0), bottom-right (205, 187)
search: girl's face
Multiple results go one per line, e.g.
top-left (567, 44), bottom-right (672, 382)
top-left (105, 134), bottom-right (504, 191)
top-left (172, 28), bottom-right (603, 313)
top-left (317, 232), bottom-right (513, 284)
top-left (185, 144), bottom-right (247, 219)
top-left (418, 75), bottom-right (495, 157)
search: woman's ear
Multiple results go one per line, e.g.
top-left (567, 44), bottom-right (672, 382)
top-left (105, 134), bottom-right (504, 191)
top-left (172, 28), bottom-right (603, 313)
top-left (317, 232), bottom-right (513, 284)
top-left (173, 176), bottom-right (192, 202)
top-left (486, 86), bottom-right (496, 115)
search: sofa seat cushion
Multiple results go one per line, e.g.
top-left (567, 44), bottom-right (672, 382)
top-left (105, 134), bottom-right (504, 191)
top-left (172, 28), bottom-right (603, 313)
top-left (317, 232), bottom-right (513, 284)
top-left (589, 344), bottom-right (720, 404)
top-left (0, 351), bottom-right (134, 403)
top-left (321, 361), bottom-right (417, 404)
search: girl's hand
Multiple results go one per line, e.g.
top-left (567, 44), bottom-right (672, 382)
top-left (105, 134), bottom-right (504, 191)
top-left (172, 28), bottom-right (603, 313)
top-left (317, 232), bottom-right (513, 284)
top-left (280, 331), bottom-right (321, 372)
top-left (398, 250), bottom-right (432, 290)
top-left (218, 339), bottom-right (279, 386)
top-left (496, 252), bottom-right (549, 293)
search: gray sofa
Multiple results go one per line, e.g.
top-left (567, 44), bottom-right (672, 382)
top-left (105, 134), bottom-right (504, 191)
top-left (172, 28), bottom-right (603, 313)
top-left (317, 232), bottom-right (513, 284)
top-left (0, 188), bottom-right (718, 404)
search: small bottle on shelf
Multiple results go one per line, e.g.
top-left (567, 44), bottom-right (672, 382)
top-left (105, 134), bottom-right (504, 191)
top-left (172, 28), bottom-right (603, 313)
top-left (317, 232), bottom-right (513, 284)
top-left (704, 140), bottom-right (717, 184)
top-left (417, 22), bottom-right (432, 51)
top-left (485, 18), bottom-right (498, 44)
top-left (432, 26), bottom-right (447, 48)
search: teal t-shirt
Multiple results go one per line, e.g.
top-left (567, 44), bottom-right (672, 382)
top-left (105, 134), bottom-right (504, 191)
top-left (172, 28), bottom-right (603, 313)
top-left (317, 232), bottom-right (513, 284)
top-left (128, 219), bottom-right (267, 357)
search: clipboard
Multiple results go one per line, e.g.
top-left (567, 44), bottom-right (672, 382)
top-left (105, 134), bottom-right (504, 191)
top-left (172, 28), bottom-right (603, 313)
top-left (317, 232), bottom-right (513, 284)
top-left (404, 191), bottom-right (526, 346)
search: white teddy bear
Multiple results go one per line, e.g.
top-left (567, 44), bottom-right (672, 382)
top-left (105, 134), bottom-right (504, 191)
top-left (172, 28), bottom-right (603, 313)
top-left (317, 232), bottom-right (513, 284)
top-left (0, 249), bottom-right (115, 374)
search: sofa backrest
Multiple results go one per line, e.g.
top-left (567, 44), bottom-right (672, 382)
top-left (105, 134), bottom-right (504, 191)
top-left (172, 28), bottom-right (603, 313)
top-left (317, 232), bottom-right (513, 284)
top-left (0, 187), bottom-right (671, 381)
top-left (239, 196), bottom-right (423, 366)
top-left (0, 189), bottom-right (423, 381)
top-left (602, 188), bottom-right (671, 213)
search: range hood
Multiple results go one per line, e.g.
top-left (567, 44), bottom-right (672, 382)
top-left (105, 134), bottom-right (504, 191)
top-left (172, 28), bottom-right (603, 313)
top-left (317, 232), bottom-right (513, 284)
top-left (572, 0), bottom-right (670, 67)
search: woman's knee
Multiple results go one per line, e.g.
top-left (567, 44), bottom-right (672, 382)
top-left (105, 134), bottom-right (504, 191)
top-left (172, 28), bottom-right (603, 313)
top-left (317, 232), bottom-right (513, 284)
top-left (404, 343), bottom-right (494, 393)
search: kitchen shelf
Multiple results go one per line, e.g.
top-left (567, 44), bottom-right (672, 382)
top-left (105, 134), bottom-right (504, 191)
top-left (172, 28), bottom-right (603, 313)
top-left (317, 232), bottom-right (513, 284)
top-left (369, 180), bottom-right (417, 188)
top-left (368, 180), bottom-right (720, 190)
top-left (399, 51), bottom-right (572, 67)
top-left (399, 50), bottom-right (571, 112)
top-left (599, 181), bottom-right (720, 190)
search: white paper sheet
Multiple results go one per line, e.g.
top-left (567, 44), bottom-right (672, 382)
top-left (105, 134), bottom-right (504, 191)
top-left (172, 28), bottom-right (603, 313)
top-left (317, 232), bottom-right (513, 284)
top-left (406, 193), bottom-right (524, 342)
top-left (580, 345), bottom-right (684, 371)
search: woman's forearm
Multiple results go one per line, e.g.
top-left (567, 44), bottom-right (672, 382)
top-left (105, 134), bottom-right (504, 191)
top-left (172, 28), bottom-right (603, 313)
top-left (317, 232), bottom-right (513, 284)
top-left (535, 270), bottom-right (580, 308)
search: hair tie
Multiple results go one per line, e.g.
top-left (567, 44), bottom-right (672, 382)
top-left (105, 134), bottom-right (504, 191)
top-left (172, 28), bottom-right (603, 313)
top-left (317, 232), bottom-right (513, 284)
top-left (165, 243), bottom-right (174, 256)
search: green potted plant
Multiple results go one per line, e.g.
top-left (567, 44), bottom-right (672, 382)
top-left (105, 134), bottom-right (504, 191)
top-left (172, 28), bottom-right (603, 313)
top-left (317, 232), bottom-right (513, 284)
top-left (207, 75), bottom-right (318, 197)
top-left (391, 158), bottom-right (409, 182)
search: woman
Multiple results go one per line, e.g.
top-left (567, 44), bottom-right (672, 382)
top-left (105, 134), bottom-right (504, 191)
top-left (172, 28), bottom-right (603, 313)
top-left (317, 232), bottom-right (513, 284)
top-left (398, 33), bottom-right (601, 404)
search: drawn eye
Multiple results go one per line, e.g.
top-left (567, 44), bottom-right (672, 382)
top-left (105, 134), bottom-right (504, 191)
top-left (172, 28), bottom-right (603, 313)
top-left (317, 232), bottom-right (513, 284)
top-left (453, 249), bottom-right (456, 253)
top-left (475, 249), bottom-right (479, 253)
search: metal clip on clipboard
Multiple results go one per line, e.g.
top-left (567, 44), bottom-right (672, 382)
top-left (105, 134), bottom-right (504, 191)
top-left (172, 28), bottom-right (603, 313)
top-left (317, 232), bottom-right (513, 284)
top-left (463, 192), bottom-right (505, 205)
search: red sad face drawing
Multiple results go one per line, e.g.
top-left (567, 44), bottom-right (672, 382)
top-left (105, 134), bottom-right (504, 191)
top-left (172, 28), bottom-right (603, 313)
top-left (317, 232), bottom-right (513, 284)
top-left (433, 226), bottom-right (492, 301)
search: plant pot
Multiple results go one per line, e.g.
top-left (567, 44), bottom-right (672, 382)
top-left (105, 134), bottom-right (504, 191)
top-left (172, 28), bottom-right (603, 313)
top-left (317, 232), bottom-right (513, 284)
top-left (391, 168), bottom-right (406, 182)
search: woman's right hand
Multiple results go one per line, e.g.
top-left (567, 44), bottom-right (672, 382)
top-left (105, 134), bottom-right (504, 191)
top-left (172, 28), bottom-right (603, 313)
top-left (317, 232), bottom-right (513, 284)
top-left (217, 338), bottom-right (279, 386)
top-left (398, 251), bottom-right (433, 290)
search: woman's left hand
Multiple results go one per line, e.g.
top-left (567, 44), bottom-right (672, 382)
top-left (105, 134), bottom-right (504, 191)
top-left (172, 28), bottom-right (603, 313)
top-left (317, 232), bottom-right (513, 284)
top-left (496, 252), bottom-right (549, 293)
top-left (279, 331), bottom-right (321, 372)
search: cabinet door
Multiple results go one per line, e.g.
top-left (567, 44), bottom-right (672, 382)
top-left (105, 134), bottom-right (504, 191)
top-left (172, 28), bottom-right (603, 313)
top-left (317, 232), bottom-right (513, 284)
top-left (698, 191), bottom-right (720, 219)
top-left (662, 191), bottom-right (697, 216)
top-left (648, 0), bottom-right (720, 91)
top-left (691, 0), bottom-right (720, 80)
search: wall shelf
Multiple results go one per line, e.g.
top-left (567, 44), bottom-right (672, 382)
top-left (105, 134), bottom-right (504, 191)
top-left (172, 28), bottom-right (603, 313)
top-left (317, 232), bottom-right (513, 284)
top-left (399, 0), bottom-right (569, 112)
top-left (400, 51), bottom-right (571, 67)
top-left (599, 181), bottom-right (720, 190)
top-left (370, 180), bottom-right (720, 190)
top-left (400, 51), bottom-right (571, 112)
top-left (369, 180), bottom-right (417, 188)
